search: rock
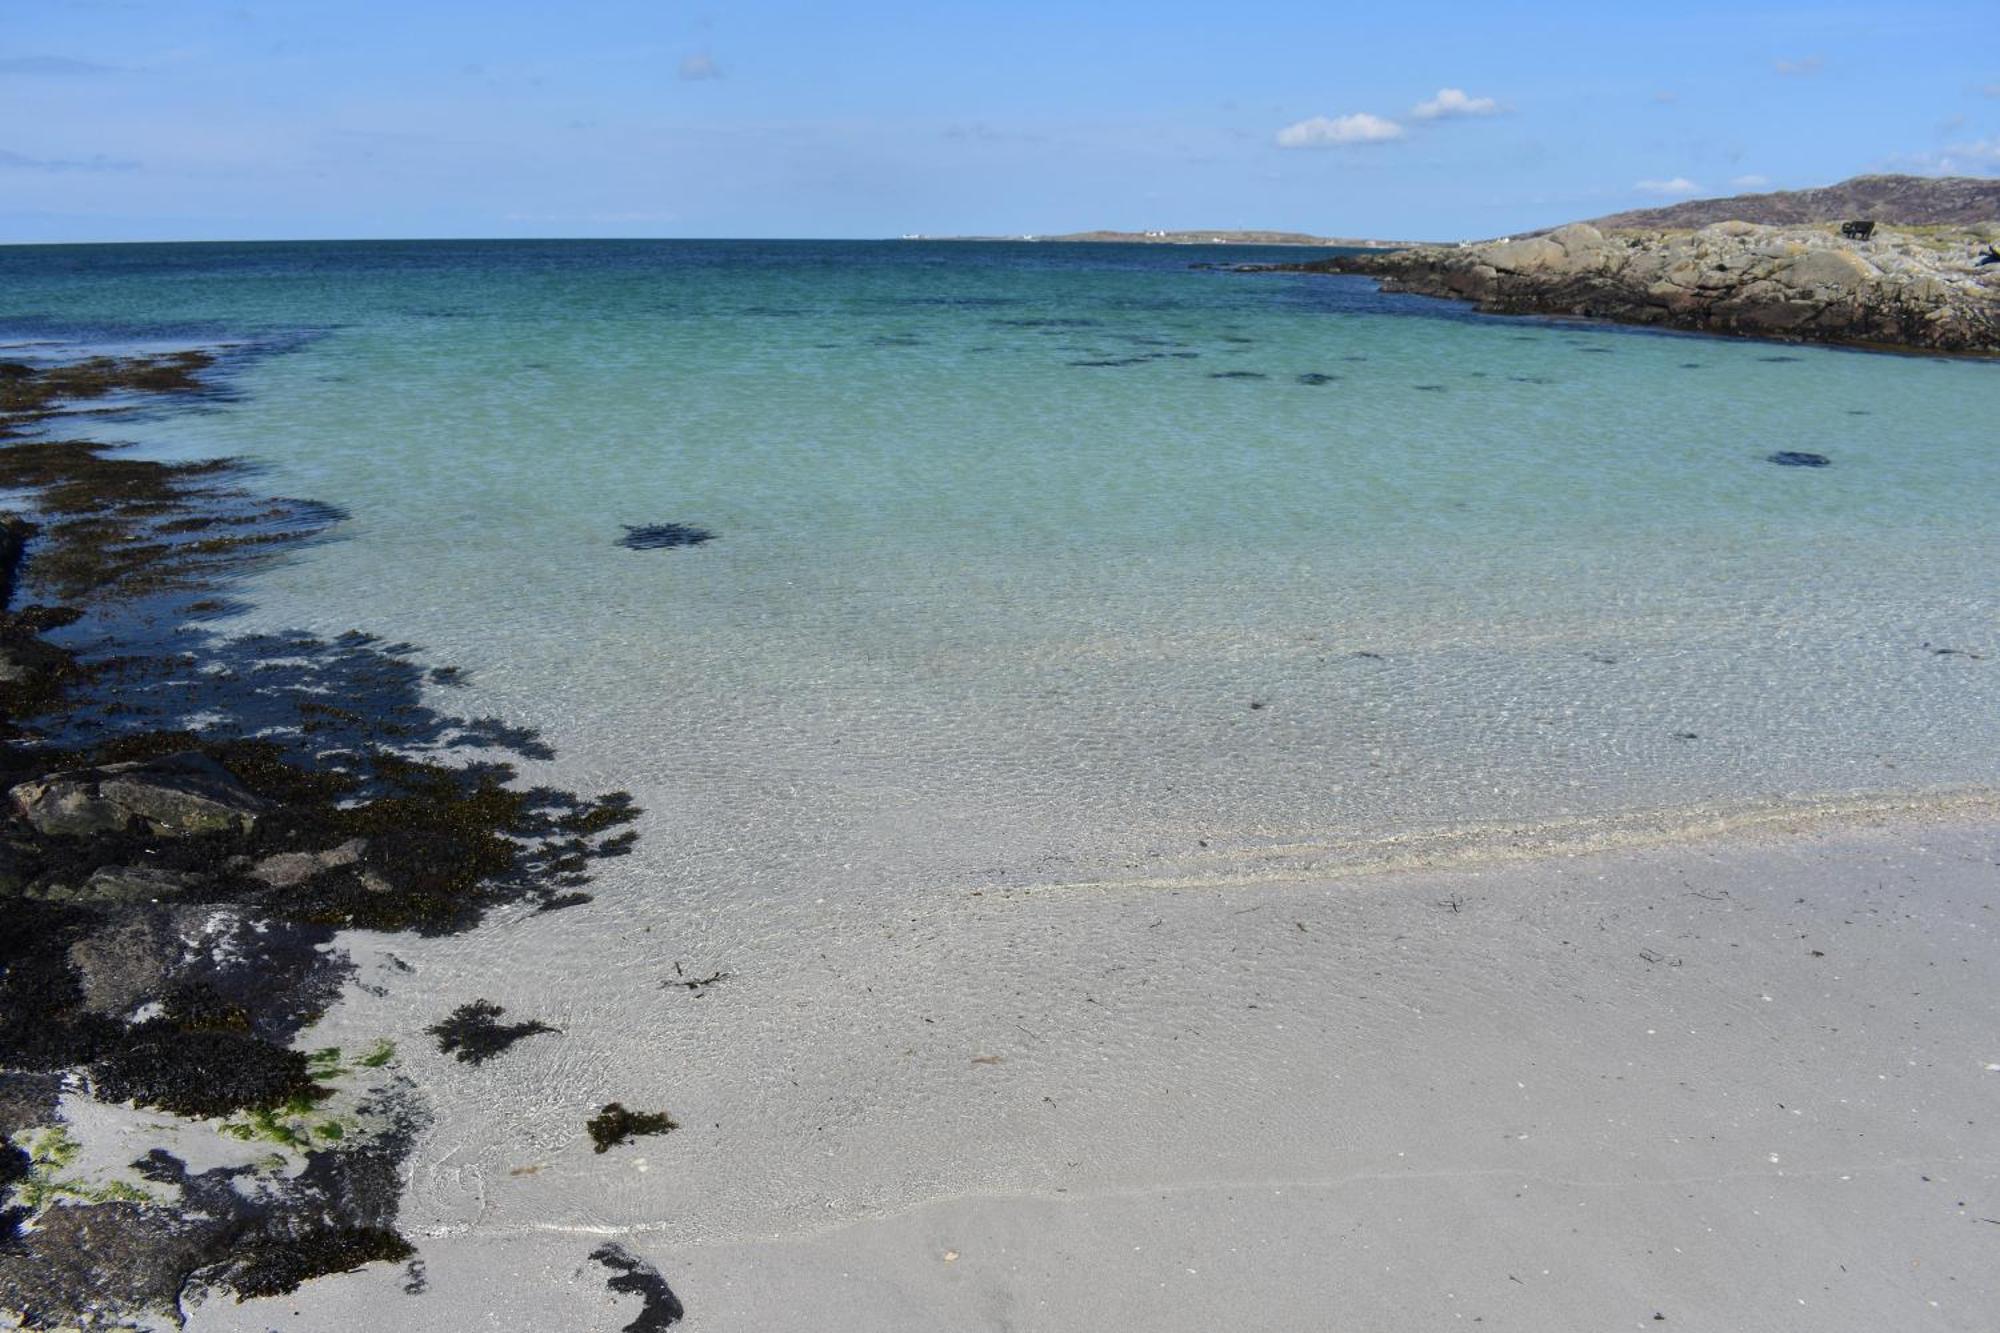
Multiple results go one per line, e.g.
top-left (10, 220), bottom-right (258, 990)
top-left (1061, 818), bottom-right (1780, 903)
top-left (68, 910), bottom-right (182, 1014)
top-left (0, 634), bottom-right (71, 685)
top-left (248, 837), bottom-right (367, 889)
top-left (31, 865), bottom-right (199, 905)
top-left (0, 514), bottom-right (32, 610)
top-left (10, 752), bottom-right (270, 838)
top-left (1290, 221), bottom-right (2000, 355)
top-left (1768, 451), bottom-right (1832, 467)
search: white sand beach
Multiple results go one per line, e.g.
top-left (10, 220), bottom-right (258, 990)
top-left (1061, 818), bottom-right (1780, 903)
top-left (189, 804), bottom-right (2000, 1332)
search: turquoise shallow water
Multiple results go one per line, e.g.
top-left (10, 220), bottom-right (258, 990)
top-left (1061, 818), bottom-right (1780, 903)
top-left (5, 239), bottom-right (1998, 895)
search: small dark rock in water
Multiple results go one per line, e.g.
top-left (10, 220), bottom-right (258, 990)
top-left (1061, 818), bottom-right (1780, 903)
top-left (1679, 363), bottom-right (1703, 369)
top-left (619, 524), bottom-right (714, 551)
top-left (1412, 384), bottom-right (1447, 391)
top-left (1670, 731), bottom-right (1699, 741)
top-left (1767, 451), bottom-right (1831, 467)
top-left (1208, 370), bottom-right (1268, 380)
top-left (586, 1102), bottom-right (677, 1153)
top-left (430, 1000), bottom-right (558, 1065)
top-left (1295, 372), bottom-right (1337, 385)
top-left (1758, 355), bottom-right (1802, 363)
top-left (590, 1242), bottom-right (685, 1331)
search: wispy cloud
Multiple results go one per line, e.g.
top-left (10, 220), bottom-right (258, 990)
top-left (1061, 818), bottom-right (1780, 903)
top-left (0, 55), bottom-right (120, 76)
top-left (1983, 83), bottom-right (2000, 97)
top-left (1274, 113), bottom-right (1404, 148)
top-left (1729, 174), bottom-right (1771, 189)
top-left (1411, 88), bottom-right (1500, 120)
top-left (1774, 55), bottom-right (1824, 77)
top-left (678, 53), bottom-right (721, 82)
top-left (0, 147), bottom-right (140, 172)
top-left (1635, 176), bottom-right (1701, 196)
top-left (1651, 91), bottom-right (1679, 105)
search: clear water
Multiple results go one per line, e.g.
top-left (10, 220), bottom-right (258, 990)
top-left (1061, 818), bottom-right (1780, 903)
top-left (5, 239), bottom-right (1998, 897)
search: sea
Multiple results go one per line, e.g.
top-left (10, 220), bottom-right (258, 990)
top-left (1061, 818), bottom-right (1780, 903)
top-left (4, 238), bottom-right (1997, 898)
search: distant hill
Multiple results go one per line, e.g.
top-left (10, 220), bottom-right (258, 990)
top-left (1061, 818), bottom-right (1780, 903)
top-left (1583, 174), bottom-right (2000, 231)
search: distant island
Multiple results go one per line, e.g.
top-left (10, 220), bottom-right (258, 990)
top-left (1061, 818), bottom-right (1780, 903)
top-left (901, 228), bottom-right (1414, 248)
top-left (1253, 174), bottom-right (2000, 356)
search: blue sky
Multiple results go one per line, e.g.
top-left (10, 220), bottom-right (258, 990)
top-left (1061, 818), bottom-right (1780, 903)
top-left (4, 0), bottom-right (1996, 242)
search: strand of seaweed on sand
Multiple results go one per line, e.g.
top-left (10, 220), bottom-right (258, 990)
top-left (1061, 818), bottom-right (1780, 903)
top-left (0, 348), bottom-right (676, 1326)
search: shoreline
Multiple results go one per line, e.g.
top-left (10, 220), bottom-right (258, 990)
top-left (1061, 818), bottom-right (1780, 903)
top-left (6, 324), bottom-right (1997, 1328)
top-left (195, 801), bottom-right (2000, 1331)
top-left (1257, 220), bottom-right (2000, 358)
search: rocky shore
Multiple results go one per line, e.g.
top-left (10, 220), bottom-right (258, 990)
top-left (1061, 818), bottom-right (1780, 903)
top-left (0, 352), bottom-right (643, 1326)
top-left (1273, 221), bottom-right (2000, 355)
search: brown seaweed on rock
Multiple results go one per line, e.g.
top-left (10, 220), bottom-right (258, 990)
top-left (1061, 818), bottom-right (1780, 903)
top-left (0, 349), bottom-right (646, 1327)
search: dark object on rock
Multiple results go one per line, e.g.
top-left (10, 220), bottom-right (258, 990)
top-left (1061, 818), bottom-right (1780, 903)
top-left (1840, 220), bottom-right (1876, 240)
top-left (589, 1242), bottom-right (685, 1331)
top-left (618, 524), bottom-right (714, 551)
top-left (10, 751), bottom-right (270, 838)
top-left (1295, 372), bottom-right (1337, 385)
top-left (1767, 451), bottom-right (1832, 467)
top-left (586, 1103), bottom-right (677, 1153)
top-left (429, 1000), bottom-right (557, 1065)
top-left (91, 1026), bottom-right (324, 1118)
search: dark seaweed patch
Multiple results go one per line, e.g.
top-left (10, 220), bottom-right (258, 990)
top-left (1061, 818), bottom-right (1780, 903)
top-left (1412, 384), bottom-right (1447, 391)
top-left (1067, 357), bottom-right (1149, 368)
top-left (589, 1242), bottom-right (685, 1331)
top-left (619, 524), bottom-right (714, 551)
top-left (222, 1227), bottom-right (416, 1300)
top-left (1208, 371), bottom-right (1268, 380)
top-left (586, 1103), bottom-right (677, 1153)
top-left (1767, 451), bottom-right (1831, 467)
top-left (91, 1027), bottom-right (323, 1119)
top-left (1294, 373), bottom-right (1337, 385)
top-left (429, 1000), bottom-right (557, 1065)
top-left (1758, 355), bottom-right (1803, 363)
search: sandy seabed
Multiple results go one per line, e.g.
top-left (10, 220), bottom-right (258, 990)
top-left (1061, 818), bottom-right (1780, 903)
top-left (187, 806), bottom-right (2000, 1333)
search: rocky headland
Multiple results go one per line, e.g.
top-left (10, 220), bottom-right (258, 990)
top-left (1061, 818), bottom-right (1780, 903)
top-left (1280, 219), bottom-right (2000, 355)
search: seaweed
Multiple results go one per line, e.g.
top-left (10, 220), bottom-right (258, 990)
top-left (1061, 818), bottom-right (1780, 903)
top-left (429, 1000), bottom-right (558, 1065)
top-left (91, 1026), bottom-right (325, 1119)
top-left (586, 1103), bottom-right (677, 1153)
top-left (218, 1226), bottom-right (416, 1300)
top-left (618, 523), bottom-right (714, 551)
top-left (589, 1242), bottom-right (685, 1330)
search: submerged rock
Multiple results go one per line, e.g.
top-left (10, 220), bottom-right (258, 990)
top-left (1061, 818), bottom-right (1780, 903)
top-left (10, 752), bottom-right (271, 838)
top-left (618, 523), bottom-right (715, 551)
top-left (1768, 451), bottom-right (1833, 467)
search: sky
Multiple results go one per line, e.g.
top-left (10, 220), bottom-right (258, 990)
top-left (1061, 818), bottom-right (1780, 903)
top-left (3, 0), bottom-right (1997, 243)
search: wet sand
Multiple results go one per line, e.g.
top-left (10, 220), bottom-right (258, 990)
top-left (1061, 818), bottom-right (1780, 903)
top-left (192, 806), bottom-right (2000, 1332)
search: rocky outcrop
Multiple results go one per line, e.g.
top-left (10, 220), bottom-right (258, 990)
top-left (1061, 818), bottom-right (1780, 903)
top-left (1286, 221), bottom-right (2000, 355)
top-left (9, 752), bottom-right (271, 838)
top-left (1583, 173), bottom-right (2000, 231)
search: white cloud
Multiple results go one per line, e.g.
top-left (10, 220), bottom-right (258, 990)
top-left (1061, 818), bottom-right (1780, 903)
top-left (1274, 113), bottom-right (1404, 148)
top-left (678, 53), bottom-right (721, 81)
top-left (1411, 88), bottom-right (1500, 120)
top-left (1775, 55), bottom-right (1823, 76)
top-left (1635, 177), bottom-right (1702, 196)
top-left (1730, 174), bottom-right (1771, 189)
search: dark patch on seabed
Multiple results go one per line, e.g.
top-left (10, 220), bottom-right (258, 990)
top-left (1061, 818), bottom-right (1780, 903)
top-left (430, 999), bottom-right (558, 1065)
top-left (620, 523), bottom-right (714, 550)
top-left (1208, 370), bottom-right (1267, 380)
top-left (0, 348), bottom-right (642, 1326)
top-left (1767, 450), bottom-right (1832, 467)
top-left (590, 1242), bottom-right (685, 1330)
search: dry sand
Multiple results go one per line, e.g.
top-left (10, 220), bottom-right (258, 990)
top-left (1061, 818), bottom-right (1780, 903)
top-left (189, 808), bottom-right (2000, 1332)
